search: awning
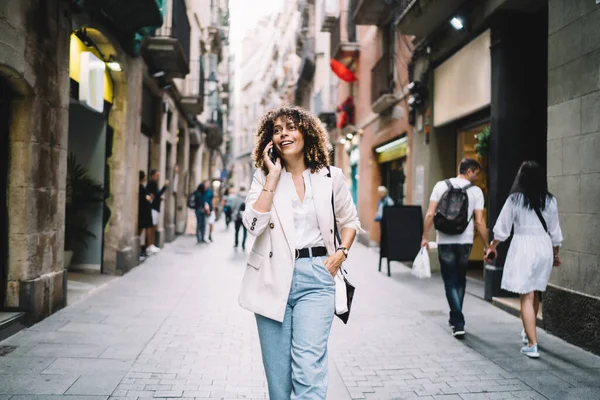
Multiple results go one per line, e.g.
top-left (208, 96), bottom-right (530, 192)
top-left (375, 137), bottom-right (408, 163)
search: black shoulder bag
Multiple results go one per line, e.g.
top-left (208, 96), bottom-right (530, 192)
top-left (327, 166), bottom-right (355, 324)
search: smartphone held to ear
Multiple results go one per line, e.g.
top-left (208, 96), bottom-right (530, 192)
top-left (268, 148), bottom-right (278, 164)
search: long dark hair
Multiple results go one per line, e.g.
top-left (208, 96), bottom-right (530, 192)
top-left (196, 184), bottom-right (205, 194)
top-left (509, 161), bottom-right (553, 210)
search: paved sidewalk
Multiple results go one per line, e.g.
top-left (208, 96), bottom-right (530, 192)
top-left (0, 219), bottom-right (599, 399)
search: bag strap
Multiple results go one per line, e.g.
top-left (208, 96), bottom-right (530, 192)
top-left (533, 206), bottom-right (548, 233)
top-left (326, 166), bottom-right (342, 246)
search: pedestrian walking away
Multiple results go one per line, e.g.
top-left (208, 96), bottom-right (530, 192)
top-left (192, 183), bottom-right (210, 243)
top-left (223, 188), bottom-right (233, 229)
top-left (485, 161), bottom-right (563, 358)
top-left (239, 106), bottom-right (361, 399)
top-left (421, 158), bottom-right (489, 338)
top-left (145, 169), bottom-right (169, 254)
top-left (228, 187), bottom-right (248, 250)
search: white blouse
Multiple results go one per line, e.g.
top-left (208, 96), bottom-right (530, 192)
top-left (288, 169), bottom-right (324, 249)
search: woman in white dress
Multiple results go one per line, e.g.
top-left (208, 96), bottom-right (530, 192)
top-left (485, 161), bottom-right (563, 358)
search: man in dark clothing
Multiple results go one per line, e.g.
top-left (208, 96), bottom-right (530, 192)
top-left (145, 169), bottom-right (169, 254)
top-left (229, 187), bottom-right (247, 250)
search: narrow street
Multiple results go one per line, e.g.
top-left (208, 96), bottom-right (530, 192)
top-left (0, 218), bottom-right (599, 400)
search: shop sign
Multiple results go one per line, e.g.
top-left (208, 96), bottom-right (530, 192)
top-left (79, 51), bottom-right (105, 113)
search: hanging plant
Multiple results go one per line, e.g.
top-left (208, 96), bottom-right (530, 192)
top-left (475, 126), bottom-right (490, 159)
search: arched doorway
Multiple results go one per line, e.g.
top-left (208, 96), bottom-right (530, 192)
top-left (66, 28), bottom-right (116, 272)
top-left (0, 79), bottom-right (13, 308)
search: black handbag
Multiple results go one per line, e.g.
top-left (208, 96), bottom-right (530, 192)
top-left (328, 167), bottom-right (355, 324)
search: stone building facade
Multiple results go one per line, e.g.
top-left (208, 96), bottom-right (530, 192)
top-left (1, 0), bottom-right (72, 320)
top-left (0, 0), bottom-right (210, 325)
top-left (544, 0), bottom-right (600, 355)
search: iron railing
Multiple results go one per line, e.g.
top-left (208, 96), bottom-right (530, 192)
top-left (371, 53), bottom-right (393, 104)
top-left (154, 0), bottom-right (190, 64)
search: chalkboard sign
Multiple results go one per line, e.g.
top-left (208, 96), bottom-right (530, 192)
top-left (379, 205), bottom-right (423, 276)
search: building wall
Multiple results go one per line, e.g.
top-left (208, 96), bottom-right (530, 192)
top-left (544, 0), bottom-right (600, 354)
top-left (353, 24), bottom-right (414, 244)
top-left (0, 0), bottom-right (71, 319)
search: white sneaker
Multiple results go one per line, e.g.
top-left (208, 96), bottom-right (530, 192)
top-left (521, 329), bottom-right (529, 344)
top-left (147, 245), bottom-right (161, 254)
top-left (520, 343), bottom-right (540, 358)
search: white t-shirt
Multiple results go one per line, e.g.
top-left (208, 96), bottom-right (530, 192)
top-left (430, 177), bottom-right (484, 245)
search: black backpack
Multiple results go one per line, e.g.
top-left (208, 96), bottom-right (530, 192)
top-left (433, 180), bottom-right (475, 235)
top-left (187, 192), bottom-right (197, 209)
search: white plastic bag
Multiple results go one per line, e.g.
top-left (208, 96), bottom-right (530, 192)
top-left (412, 247), bottom-right (431, 279)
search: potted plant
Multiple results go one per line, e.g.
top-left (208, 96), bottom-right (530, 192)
top-left (475, 126), bottom-right (490, 160)
top-left (64, 153), bottom-right (104, 268)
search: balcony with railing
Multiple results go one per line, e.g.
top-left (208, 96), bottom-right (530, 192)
top-left (394, 0), bottom-right (467, 38)
top-left (143, 0), bottom-right (190, 79)
top-left (330, 9), bottom-right (359, 62)
top-left (181, 59), bottom-right (204, 115)
top-left (75, 0), bottom-right (164, 55)
top-left (371, 52), bottom-right (397, 113)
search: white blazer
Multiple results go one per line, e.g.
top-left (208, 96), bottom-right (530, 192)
top-left (238, 166), bottom-right (361, 322)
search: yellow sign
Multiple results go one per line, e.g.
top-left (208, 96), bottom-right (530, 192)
top-left (69, 33), bottom-right (113, 104)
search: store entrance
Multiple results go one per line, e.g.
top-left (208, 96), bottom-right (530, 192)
top-left (381, 158), bottom-right (407, 206)
top-left (0, 80), bottom-right (13, 308)
top-left (457, 122), bottom-right (489, 281)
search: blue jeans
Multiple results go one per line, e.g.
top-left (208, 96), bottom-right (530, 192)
top-left (438, 244), bottom-right (472, 328)
top-left (255, 256), bottom-right (335, 400)
top-left (195, 209), bottom-right (206, 242)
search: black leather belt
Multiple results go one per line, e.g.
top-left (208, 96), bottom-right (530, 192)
top-left (295, 246), bottom-right (327, 259)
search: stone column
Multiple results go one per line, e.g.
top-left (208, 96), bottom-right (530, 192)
top-left (104, 56), bottom-right (144, 274)
top-left (2, 0), bottom-right (70, 320)
top-left (149, 97), bottom-right (167, 248)
top-left (175, 123), bottom-right (190, 235)
top-left (164, 109), bottom-right (178, 243)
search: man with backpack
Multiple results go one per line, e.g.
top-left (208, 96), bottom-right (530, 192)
top-left (421, 158), bottom-right (489, 338)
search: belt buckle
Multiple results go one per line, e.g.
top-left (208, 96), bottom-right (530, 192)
top-left (295, 249), bottom-right (300, 260)
top-left (308, 247), bottom-right (313, 258)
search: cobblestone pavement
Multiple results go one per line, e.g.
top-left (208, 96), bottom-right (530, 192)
top-left (1, 218), bottom-right (599, 400)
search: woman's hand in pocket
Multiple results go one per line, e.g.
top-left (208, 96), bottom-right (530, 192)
top-left (324, 251), bottom-right (345, 277)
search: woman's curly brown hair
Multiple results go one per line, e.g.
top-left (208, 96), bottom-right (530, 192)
top-left (253, 106), bottom-right (332, 175)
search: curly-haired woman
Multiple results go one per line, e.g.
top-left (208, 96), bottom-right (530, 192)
top-left (238, 106), bottom-right (361, 399)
